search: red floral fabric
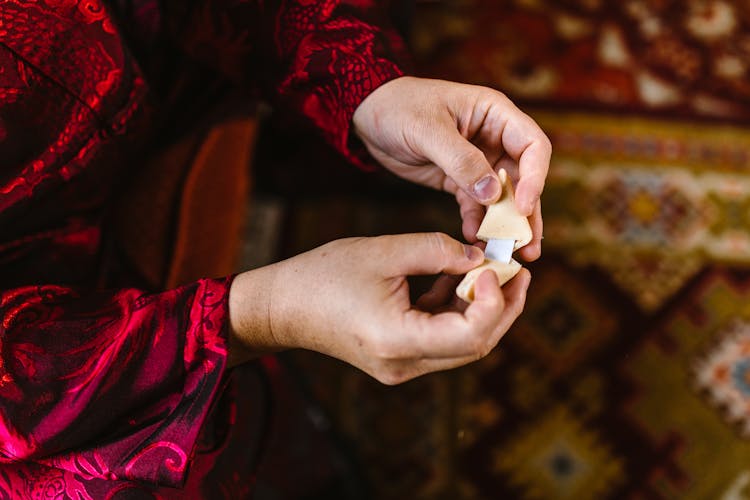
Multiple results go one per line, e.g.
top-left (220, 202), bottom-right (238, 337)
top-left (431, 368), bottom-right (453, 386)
top-left (0, 0), bottom-right (404, 497)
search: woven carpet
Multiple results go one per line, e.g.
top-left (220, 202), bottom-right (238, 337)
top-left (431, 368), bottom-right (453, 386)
top-left (249, 1), bottom-right (750, 498)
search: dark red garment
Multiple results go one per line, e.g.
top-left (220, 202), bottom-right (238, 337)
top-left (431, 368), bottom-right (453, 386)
top-left (0, 1), bottom-right (404, 497)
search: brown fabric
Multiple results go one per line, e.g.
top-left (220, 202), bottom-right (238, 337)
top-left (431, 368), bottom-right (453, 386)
top-left (116, 118), bottom-right (256, 289)
top-left (167, 119), bottom-right (256, 287)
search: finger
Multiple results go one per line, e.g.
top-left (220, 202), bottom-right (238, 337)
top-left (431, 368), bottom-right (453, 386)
top-left (462, 268), bottom-right (509, 335)
top-left (371, 353), bottom-right (482, 385)
top-left (416, 274), bottom-right (463, 311)
top-left (441, 175), bottom-right (459, 196)
top-left (486, 268), bottom-right (531, 344)
top-left (404, 269), bottom-right (505, 359)
top-left (410, 354), bottom-right (489, 379)
top-left (498, 113), bottom-right (551, 216)
top-left (518, 199), bottom-right (543, 261)
top-left (382, 270), bottom-right (531, 381)
top-left (456, 188), bottom-right (485, 242)
top-left (419, 119), bottom-right (502, 204)
top-left (414, 271), bottom-right (530, 370)
top-left (374, 232), bottom-right (484, 277)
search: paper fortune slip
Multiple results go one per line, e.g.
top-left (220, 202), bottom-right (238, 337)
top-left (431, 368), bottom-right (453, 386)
top-left (456, 169), bottom-right (532, 302)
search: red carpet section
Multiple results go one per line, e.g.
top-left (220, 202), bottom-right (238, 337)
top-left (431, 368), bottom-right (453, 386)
top-left (412, 0), bottom-right (750, 122)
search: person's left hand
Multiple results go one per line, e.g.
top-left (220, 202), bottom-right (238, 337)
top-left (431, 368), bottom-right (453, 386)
top-left (352, 77), bottom-right (551, 261)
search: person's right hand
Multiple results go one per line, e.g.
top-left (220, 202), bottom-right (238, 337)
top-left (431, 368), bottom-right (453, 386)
top-left (228, 233), bottom-right (530, 384)
top-left (352, 77), bottom-right (551, 262)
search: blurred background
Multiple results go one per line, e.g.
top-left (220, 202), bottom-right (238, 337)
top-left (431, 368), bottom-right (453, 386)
top-left (137, 1), bottom-right (750, 498)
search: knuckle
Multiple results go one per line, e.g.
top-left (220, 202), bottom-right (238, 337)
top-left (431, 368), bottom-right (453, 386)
top-left (368, 332), bottom-right (406, 362)
top-left (365, 234), bottom-right (389, 249)
top-left (477, 333), bottom-right (499, 360)
top-left (452, 149), bottom-right (486, 178)
top-left (538, 135), bottom-right (553, 156)
top-left (483, 293), bottom-right (503, 314)
top-left (543, 135), bottom-right (553, 153)
top-left (507, 290), bottom-right (528, 318)
top-left (473, 345), bottom-right (491, 362)
top-left (429, 232), bottom-right (465, 266)
top-left (371, 339), bottom-right (398, 361)
top-left (481, 337), bottom-right (497, 358)
top-left (511, 297), bottom-right (527, 318)
top-left (428, 231), bottom-right (452, 255)
top-left (329, 236), bottom-right (364, 256)
top-left (431, 231), bottom-right (452, 246)
top-left (375, 368), bottom-right (407, 386)
top-left (480, 85), bottom-right (509, 103)
top-left (468, 332), bottom-right (490, 359)
top-left (476, 345), bottom-right (492, 361)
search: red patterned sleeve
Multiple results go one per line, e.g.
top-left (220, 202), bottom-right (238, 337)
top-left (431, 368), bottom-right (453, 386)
top-left (0, 278), bottom-right (231, 488)
top-left (164, 0), bottom-right (408, 169)
top-left (265, 0), bottom-right (407, 169)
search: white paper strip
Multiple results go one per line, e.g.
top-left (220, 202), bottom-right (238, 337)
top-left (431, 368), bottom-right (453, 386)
top-left (484, 238), bottom-right (515, 264)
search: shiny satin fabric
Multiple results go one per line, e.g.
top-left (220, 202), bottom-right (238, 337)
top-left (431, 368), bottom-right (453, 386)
top-left (0, 0), bottom-right (405, 497)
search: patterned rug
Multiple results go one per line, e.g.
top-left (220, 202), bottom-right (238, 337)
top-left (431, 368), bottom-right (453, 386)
top-left (267, 115), bottom-right (750, 500)
top-left (249, 1), bottom-right (750, 498)
top-left (410, 0), bottom-right (750, 122)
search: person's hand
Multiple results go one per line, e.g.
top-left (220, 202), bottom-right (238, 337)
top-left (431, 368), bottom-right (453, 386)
top-left (228, 233), bottom-right (530, 383)
top-left (352, 77), bottom-right (551, 261)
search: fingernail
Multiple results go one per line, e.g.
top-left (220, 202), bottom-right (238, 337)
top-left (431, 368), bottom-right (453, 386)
top-left (473, 175), bottom-right (500, 202)
top-left (464, 244), bottom-right (483, 261)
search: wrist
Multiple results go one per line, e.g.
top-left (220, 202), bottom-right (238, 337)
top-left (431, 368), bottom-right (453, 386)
top-left (227, 266), bottom-right (285, 367)
top-left (352, 76), bottom-right (411, 141)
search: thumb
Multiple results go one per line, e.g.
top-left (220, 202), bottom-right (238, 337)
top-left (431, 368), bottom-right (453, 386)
top-left (374, 233), bottom-right (484, 277)
top-left (420, 123), bottom-right (501, 204)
